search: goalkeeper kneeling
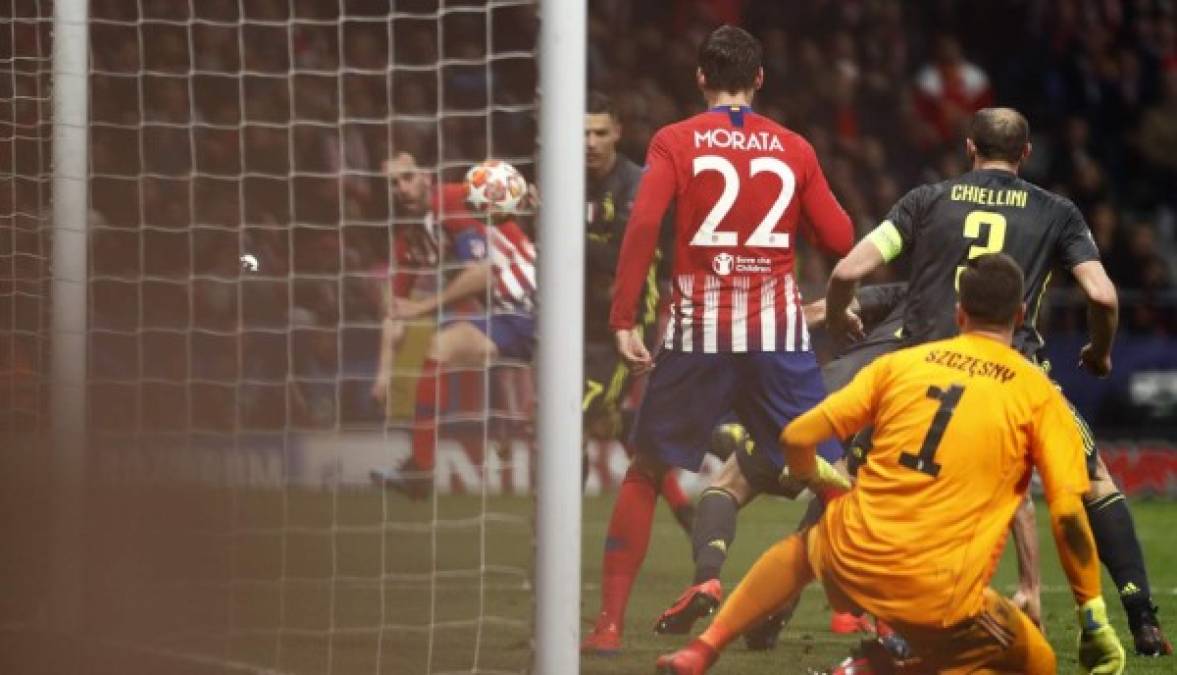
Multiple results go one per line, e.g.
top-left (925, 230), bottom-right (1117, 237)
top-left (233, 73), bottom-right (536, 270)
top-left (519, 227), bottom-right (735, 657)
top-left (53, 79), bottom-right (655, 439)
top-left (657, 253), bottom-right (1125, 675)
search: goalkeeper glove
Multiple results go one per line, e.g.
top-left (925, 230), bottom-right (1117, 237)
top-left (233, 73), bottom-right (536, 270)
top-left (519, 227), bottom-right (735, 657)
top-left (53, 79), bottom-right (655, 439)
top-left (1076, 597), bottom-right (1125, 675)
top-left (780, 456), bottom-right (851, 494)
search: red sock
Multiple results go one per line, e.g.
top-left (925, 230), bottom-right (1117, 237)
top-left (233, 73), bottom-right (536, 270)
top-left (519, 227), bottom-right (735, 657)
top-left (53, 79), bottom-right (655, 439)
top-left (598, 465), bottom-right (659, 631)
top-left (411, 358), bottom-right (446, 470)
top-left (659, 471), bottom-right (690, 512)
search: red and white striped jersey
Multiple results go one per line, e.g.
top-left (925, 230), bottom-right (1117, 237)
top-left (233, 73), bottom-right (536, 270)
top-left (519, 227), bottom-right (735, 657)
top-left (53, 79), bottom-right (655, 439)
top-left (611, 106), bottom-right (854, 353)
top-left (485, 220), bottom-right (536, 314)
top-left (661, 271), bottom-right (810, 352)
top-left (391, 182), bottom-right (535, 316)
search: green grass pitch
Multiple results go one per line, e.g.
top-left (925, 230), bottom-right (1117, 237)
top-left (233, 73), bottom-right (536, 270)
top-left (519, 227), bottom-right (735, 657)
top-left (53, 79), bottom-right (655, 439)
top-left (580, 494), bottom-right (1176, 675)
top-left (3, 491), bottom-right (1173, 674)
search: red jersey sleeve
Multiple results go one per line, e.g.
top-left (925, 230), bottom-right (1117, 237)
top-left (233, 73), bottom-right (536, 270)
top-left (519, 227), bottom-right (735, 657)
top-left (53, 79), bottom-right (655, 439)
top-left (797, 141), bottom-right (854, 256)
top-left (437, 182), bottom-right (483, 234)
top-left (610, 130), bottom-right (677, 331)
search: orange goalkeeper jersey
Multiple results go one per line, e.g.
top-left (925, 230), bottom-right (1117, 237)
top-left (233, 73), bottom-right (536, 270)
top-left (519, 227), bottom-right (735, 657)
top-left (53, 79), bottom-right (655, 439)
top-left (811, 332), bottom-right (1090, 628)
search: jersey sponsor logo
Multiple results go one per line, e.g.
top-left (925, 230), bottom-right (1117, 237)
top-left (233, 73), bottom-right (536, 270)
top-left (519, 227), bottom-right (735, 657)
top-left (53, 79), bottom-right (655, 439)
top-left (712, 252), bottom-right (734, 276)
top-left (693, 128), bottom-right (785, 152)
top-left (732, 255), bottom-right (773, 274)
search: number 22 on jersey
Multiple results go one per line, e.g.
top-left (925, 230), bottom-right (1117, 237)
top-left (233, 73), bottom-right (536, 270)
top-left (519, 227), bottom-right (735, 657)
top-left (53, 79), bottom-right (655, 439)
top-left (689, 155), bottom-right (794, 249)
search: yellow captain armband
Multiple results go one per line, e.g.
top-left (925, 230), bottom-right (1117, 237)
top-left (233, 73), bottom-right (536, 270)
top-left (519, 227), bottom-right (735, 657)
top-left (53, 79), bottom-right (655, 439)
top-left (865, 220), bottom-right (904, 263)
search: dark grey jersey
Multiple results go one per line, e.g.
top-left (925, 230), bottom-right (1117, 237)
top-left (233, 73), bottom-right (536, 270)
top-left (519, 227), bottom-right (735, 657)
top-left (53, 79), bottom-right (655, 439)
top-left (867, 168), bottom-right (1100, 357)
top-left (586, 156), bottom-right (655, 343)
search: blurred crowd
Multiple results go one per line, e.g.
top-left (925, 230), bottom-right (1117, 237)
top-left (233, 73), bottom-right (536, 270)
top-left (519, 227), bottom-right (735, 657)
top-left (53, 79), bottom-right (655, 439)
top-left (8, 0), bottom-right (1175, 434)
top-left (82, 0), bottom-right (537, 431)
top-left (591, 0), bottom-right (1177, 332)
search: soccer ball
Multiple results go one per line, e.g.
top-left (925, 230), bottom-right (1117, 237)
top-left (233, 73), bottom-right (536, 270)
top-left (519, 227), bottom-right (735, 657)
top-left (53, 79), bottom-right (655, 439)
top-left (464, 159), bottom-right (528, 214)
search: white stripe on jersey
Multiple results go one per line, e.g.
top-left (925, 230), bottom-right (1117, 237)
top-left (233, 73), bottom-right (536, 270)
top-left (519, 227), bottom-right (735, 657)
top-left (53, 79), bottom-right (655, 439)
top-left (784, 275), bottom-right (796, 352)
top-left (731, 276), bottom-right (749, 353)
top-left (760, 277), bottom-right (776, 351)
top-left (487, 227), bottom-right (535, 312)
top-left (702, 275), bottom-right (720, 353)
top-left (678, 274), bottom-right (694, 352)
top-left (663, 306), bottom-right (676, 349)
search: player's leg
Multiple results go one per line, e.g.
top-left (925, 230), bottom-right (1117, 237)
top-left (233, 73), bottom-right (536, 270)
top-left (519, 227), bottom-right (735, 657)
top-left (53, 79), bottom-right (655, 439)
top-left (734, 350), bottom-right (851, 641)
top-left (654, 453), bottom-right (757, 635)
top-left (584, 351), bottom-right (738, 654)
top-left (376, 320), bottom-right (500, 498)
top-left (656, 372), bottom-right (834, 640)
top-left (583, 344), bottom-right (695, 529)
top-left (584, 451), bottom-right (667, 654)
top-left (892, 589), bottom-right (1055, 675)
top-left (1084, 452), bottom-right (1172, 656)
top-left (1061, 396), bottom-right (1172, 657)
top-left (656, 532), bottom-right (816, 674)
top-left (1009, 495), bottom-right (1043, 628)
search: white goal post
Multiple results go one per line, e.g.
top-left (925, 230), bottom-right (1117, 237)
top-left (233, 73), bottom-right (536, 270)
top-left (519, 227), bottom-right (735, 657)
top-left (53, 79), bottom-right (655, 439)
top-left (33, 0), bottom-right (588, 672)
top-left (534, 0), bottom-right (585, 672)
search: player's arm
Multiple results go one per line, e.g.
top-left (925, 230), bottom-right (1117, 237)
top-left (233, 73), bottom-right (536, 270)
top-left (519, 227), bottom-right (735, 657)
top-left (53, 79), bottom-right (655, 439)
top-left (372, 293), bottom-right (405, 402)
top-left (610, 132), bottom-right (676, 370)
top-left (1031, 391), bottom-right (1125, 673)
top-left (1072, 260), bottom-right (1118, 377)
top-left (1031, 391), bottom-right (1098, 602)
top-left (1057, 201), bottom-right (1118, 378)
top-left (827, 188), bottom-right (921, 337)
top-left (798, 142), bottom-right (854, 256)
top-left (855, 283), bottom-right (907, 327)
top-left (779, 358), bottom-right (884, 490)
top-left (391, 261), bottom-right (491, 320)
top-left (825, 238), bottom-right (882, 340)
top-left (391, 228), bottom-right (492, 319)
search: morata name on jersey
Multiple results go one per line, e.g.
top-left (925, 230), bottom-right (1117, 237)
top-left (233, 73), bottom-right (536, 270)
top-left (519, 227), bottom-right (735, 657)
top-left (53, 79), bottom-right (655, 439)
top-left (949, 184), bottom-right (1029, 209)
top-left (925, 348), bottom-right (1017, 383)
top-left (694, 129), bottom-right (785, 152)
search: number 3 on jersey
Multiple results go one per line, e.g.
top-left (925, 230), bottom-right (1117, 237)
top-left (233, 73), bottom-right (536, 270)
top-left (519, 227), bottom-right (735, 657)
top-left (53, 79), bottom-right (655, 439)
top-left (954, 210), bottom-right (1007, 288)
top-left (690, 155), bottom-right (794, 249)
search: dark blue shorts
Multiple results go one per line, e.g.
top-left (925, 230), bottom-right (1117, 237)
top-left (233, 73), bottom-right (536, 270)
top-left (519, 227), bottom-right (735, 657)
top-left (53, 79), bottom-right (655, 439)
top-left (630, 350), bottom-right (842, 475)
top-left (445, 312), bottom-right (535, 361)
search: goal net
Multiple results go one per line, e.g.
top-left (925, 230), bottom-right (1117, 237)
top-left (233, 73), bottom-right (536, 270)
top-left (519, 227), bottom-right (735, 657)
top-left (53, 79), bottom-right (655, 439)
top-left (1, 0), bottom-right (54, 640)
top-left (10, 1), bottom-right (542, 673)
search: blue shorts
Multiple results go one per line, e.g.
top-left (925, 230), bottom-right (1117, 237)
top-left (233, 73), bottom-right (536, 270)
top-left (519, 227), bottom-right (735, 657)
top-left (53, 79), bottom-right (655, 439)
top-left (446, 312), bottom-right (535, 361)
top-left (630, 350), bottom-right (842, 475)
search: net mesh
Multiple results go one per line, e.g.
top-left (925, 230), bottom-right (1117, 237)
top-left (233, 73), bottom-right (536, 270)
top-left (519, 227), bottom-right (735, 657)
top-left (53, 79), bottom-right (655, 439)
top-left (0, 0), bottom-right (53, 637)
top-left (80, 1), bottom-right (538, 673)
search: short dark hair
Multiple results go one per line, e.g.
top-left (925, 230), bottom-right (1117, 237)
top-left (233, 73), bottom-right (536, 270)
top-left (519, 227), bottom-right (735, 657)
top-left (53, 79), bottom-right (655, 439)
top-left (959, 253), bottom-right (1024, 326)
top-left (968, 108), bottom-right (1030, 163)
top-left (698, 25), bottom-right (762, 94)
top-left (587, 90), bottom-right (617, 119)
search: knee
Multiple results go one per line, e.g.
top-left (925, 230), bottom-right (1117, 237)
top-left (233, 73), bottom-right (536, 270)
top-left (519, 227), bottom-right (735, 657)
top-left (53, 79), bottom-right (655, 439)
top-left (1026, 642), bottom-right (1056, 675)
top-left (629, 453), bottom-right (667, 483)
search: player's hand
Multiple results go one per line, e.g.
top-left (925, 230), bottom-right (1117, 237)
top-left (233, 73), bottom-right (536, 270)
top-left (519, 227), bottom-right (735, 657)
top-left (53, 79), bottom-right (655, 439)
top-left (614, 328), bottom-right (652, 375)
top-left (781, 456), bottom-right (852, 494)
top-left (1011, 587), bottom-right (1043, 631)
top-left (1078, 343), bottom-right (1112, 378)
top-left (801, 299), bottom-right (827, 328)
top-left (1076, 597), bottom-right (1126, 675)
top-left (387, 317), bottom-right (406, 345)
top-left (826, 308), bottom-right (865, 343)
top-left (390, 296), bottom-right (434, 320)
top-left (371, 373), bottom-right (391, 403)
